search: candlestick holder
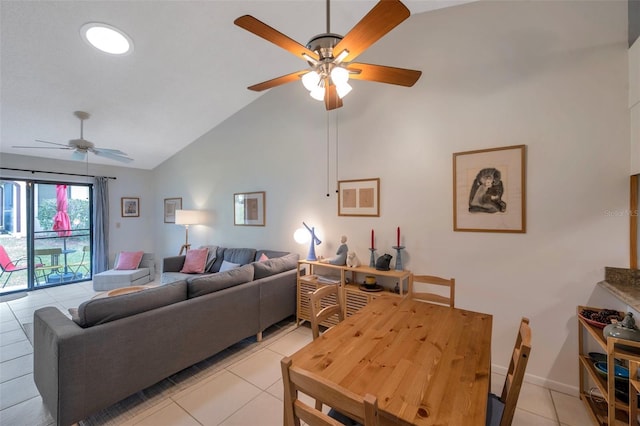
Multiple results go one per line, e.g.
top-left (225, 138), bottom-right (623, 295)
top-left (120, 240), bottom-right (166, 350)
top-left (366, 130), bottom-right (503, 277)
top-left (392, 246), bottom-right (405, 270)
top-left (369, 248), bottom-right (376, 267)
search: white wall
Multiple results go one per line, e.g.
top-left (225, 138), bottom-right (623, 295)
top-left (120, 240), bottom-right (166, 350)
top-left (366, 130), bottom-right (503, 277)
top-left (0, 153), bottom-right (156, 266)
top-left (153, 0), bottom-right (629, 393)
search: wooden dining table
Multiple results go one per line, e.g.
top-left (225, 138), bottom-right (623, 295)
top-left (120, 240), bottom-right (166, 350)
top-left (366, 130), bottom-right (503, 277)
top-left (288, 296), bottom-right (493, 425)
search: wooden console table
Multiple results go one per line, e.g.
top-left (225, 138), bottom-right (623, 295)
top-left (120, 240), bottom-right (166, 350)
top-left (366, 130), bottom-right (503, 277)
top-left (296, 260), bottom-right (411, 326)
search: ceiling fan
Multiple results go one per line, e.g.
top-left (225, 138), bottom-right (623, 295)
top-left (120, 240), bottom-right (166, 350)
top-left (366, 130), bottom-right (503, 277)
top-left (12, 111), bottom-right (133, 163)
top-left (234, 0), bottom-right (422, 110)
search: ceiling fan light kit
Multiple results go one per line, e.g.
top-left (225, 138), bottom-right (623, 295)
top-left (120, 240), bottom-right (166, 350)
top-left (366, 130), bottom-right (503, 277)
top-left (234, 0), bottom-right (422, 110)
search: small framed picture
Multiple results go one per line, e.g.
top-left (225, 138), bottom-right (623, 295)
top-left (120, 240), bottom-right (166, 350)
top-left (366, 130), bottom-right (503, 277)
top-left (453, 145), bottom-right (526, 233)
top-left (164, 197), bottom-right (182, 223)
top-left (338, 178), bottom-right (380, 217)
top-left (121, 197), bottom-right (140, 218)
top-left (234, 191), bottom-right (265, 226)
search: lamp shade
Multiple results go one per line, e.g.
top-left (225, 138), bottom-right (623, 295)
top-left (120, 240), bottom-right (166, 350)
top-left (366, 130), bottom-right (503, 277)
top-left (175, 210), bottom-right (202, 225)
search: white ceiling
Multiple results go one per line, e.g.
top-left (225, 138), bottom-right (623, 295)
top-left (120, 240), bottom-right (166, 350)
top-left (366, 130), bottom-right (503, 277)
top-left (0, 0), bottom-right (471, 170)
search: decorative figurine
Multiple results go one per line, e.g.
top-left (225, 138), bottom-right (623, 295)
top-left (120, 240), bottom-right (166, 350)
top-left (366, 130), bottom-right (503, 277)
top-left (375, 253), bottom-right (393, 271)
top-left (346, 251), bottom-right (361, 268)
top-left (320, 235), bottom-right (348, 266)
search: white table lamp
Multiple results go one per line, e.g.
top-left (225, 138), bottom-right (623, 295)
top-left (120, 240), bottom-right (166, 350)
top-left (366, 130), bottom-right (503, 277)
top-left (175, 210), bottom-right (202, 255)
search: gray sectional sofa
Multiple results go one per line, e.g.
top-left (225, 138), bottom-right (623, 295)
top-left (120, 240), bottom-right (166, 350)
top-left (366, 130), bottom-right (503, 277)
top-left (33, 249), bottom-right (299, 426)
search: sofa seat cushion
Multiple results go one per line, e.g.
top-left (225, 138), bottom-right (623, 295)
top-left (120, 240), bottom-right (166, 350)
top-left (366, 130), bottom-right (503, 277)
top-left (94, 267), bottom-right (150, 283)
top-left (188, 264), bottom-right (254, 298)
top-left (74, 281), bottom-right (187, 328)
top-left (253, 253), bottom-right (299, 280)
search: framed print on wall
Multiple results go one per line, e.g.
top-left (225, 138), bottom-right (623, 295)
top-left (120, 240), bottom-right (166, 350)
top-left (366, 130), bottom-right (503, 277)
top-left (121, 197), bottom-right (140, 218)
top-left (234, 191), bottom-right (265, 226)
top-left (338, 178), bottom-right (380, 217)
top-left (453, 145), bottom-right (526, 233)
top-left (164, 197), bottom-right (182, 223)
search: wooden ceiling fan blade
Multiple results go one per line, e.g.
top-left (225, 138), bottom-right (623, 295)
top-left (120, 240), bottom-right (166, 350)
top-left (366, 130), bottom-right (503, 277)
top-left (234, 15), bottom-right (319, 62)
top-left (347, 63), bottom-right (422, 87)
top-left (333, 0), bottom-right (410, 63)
top-left (324, 83), bottom-right (343, 110)
top-left (248, 70), bottom-right (309, 92)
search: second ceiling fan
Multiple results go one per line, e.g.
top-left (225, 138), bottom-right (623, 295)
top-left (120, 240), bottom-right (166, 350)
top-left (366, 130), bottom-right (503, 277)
top-left (234, 0), bottom-right (422, 110)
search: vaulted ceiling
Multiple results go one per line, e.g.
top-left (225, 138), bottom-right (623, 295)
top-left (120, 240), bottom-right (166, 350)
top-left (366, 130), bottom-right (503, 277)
top-left (0, 1), bottom-right (471, 170)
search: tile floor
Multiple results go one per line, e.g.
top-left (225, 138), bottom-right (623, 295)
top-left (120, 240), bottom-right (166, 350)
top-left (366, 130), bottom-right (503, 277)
top-left (0, 281), bottom-right (594, 426)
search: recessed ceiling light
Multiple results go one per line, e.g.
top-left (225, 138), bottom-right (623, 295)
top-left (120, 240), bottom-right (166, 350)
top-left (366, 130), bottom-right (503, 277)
top-left (80, 22), bottom-right (133, 55)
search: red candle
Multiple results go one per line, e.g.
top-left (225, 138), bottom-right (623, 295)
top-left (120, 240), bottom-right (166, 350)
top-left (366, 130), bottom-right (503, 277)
top-left (371, 229), bottom-right (374, 249)
top-left (397, 227), bottom-right (400, 246)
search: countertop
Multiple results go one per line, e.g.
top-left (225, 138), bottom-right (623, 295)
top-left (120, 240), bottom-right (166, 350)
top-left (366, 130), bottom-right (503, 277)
top-left (599, 267), bottom-right (640, 311)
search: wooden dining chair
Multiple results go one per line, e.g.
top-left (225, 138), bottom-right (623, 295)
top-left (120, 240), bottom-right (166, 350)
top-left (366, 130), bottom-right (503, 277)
top-left (408, 274), bottom-right (455, 308)
top-left (486, 317), bottom-right (532, 426)
top-left (281, 356), bottom-right (379, 426)
top-left (308, 284), bottom-right (345, 340)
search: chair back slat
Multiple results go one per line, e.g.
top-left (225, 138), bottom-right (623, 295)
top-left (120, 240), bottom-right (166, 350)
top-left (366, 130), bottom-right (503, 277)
top-left (409, 274), bottom-right (455, 308)
top-left (282, 357), bottom-right (379, 426)
top-left (308, 284), bottom-right (344, 340)
top-left (499, 317), bottom-right (532, 426)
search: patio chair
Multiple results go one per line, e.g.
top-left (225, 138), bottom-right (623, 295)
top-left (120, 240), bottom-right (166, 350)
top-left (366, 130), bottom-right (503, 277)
top-left (0, 245), bottom-right (29, 288)
top-left (67, 245), bottom-right (91, 278)
top-left (34, 248), bottom-right (63, 285)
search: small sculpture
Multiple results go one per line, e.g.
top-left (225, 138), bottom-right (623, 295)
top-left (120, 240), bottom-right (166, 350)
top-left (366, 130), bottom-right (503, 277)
top-left (320, 235), bottom-right (348, 266)
top-left (375, 253), bottom-right (393, 271)
top-left (346, 251), bottom-right (361, 268)
top-left (302, 222), bottom-right (322, 261)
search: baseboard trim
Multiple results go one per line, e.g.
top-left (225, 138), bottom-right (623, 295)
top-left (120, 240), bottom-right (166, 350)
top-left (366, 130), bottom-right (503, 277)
top-left (492, 364), bottom-right (579, 397)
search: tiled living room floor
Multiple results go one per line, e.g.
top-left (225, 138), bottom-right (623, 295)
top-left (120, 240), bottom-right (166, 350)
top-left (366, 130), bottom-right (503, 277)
top-left (0, 281), bottom-right (593, 426)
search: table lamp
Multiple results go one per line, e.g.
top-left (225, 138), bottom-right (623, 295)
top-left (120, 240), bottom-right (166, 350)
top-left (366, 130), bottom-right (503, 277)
top-left (175, 210), bottom-right (202, 255)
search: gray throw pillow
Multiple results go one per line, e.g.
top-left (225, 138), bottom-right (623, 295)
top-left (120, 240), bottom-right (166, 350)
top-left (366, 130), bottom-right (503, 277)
top-left (200, 245), bottom-right (218, 271)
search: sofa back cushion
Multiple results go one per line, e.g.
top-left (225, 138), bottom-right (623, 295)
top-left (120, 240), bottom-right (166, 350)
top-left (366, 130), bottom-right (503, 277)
top-left (187, 264), bottom-right (254, 298)
top-left (255, 250), bottom-right (289, 262)
top-left (253, 253), bottom-right (299, 280)
top-left (210, 247), bottom-right (257, 273)
top-left (74, 281), bottom-right (187, 328)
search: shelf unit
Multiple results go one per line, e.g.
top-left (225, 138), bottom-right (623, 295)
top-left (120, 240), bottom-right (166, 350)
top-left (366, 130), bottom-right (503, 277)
top-left (577, 305), bottom-right (640, 425)
top-left (297, 260), bottom-right (411, 326)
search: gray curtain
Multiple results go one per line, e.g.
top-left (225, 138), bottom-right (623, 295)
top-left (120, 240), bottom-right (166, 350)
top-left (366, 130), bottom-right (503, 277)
top-left (93, 177), bottom-right (109, 273)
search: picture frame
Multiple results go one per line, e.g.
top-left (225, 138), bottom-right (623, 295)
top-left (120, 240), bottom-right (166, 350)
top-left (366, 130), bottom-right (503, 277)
top-left (163, 197), bottom-right (182, 223)
top-left (121, 197), bottom-right (140, 218)
top-left (453, 145), bottom-right (526, 233)
top-left (338, 178), bottom-right (380, 217)
top-left (234, 191), bottom-right (265, 226)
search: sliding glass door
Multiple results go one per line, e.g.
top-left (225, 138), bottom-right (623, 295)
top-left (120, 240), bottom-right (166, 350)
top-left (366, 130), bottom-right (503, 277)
top-left (0, 179), bottom-right (92, 294)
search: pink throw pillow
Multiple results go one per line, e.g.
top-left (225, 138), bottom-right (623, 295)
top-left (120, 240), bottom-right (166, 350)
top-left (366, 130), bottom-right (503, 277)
top-left (181, 248), bottom-right (209, 273)
top-left (258, 253), bottom-right (269, 262)
top-left (114, 251), bottom-right (144, 270)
